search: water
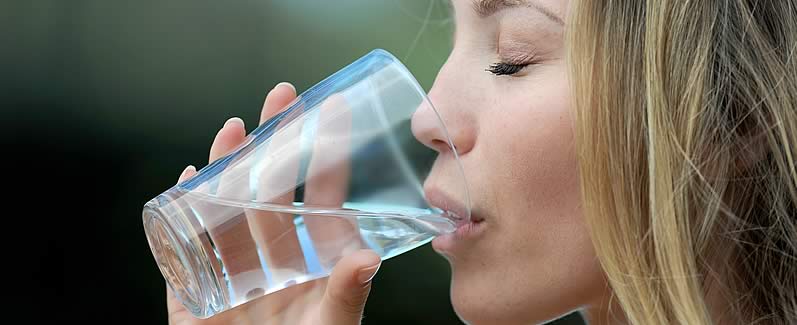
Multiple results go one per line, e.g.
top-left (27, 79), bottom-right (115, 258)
top-left (143, 189), bottom-right (455, 318)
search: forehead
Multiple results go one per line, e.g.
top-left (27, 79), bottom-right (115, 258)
top-left (466, 0), bottom-right (568, 21)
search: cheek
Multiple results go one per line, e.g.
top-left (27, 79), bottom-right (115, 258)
top-left (490, 75), bottom-right (594, 269)
top-left (486, 74), bottom-right (578, 225)
top-left (488, 78), bottom-right (591, 272)
top-left (450, 74), bottom-right (607, 323)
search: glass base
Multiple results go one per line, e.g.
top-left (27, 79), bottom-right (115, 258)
top-left (143, 201), bottom-right (226, 319)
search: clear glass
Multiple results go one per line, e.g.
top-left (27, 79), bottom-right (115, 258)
top-left (142, 49), bottom-right (470, 318)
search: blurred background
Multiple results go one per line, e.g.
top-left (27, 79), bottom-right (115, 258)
top-left (6, 0), bottom-right (583, 324)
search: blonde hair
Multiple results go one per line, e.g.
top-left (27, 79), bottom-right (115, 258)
top-left (567, 0), bottom-right (797, 324)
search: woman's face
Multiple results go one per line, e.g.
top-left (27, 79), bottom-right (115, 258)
top-left (412, 1), bottom-right (609, 324)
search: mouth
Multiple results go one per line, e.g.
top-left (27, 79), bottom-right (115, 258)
top-left (424, 187), bottom-right (486, 252)
top-left (424, 187), bottom-right (472, 222)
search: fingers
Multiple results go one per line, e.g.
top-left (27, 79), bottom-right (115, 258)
top-left (196, 83), bottom-right (302, 305)
top-left (245, 81), bottom-right (304, 286)
top-left (167, 167), bottom-right (201, 325)
top-left (166, 288), bottom-right (191, 325)
top-left (209, 117), bottom-right (247, 163)
top-left (178, 165), bottom-right (197, 183)
top-left (303, 94), bottom-right (351, 206)
top-left (247, 100), bottom-right (308, 284)
top-left (319, 250), bottom-right (381, 325)
top-left (303, 94), bottom-right (362, 269)
top-left (261, 82), bottom-right (297, 124)
top-left (165, 83), bottom-right (306, 320)
top-left (204, 117), bottom-right (271, 304)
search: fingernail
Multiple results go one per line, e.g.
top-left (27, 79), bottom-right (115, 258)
top-left (357, 262), bottom-right (381, 284)
top-left (275, 82), bottom-right (296, 93)
top-left (223, 117), bottom-right (244, 128)
top-left (179, 165), bottom-right (196, 180)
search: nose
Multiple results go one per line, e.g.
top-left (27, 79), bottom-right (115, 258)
top-left (411, 62), bottom-right (477, 156)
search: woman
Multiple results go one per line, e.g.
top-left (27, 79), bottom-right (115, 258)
top-left (167, 0), bottom-right (797, 324)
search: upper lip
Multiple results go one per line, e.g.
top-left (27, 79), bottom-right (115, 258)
top-left (424, 187), bottom-right (477, 227)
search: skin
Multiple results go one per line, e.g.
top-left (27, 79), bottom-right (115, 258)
top-left (416, 1), bottom-right (611, 324)
top-left (166, 1), bottom-right (616, 324)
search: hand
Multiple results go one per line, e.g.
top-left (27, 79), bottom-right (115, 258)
top-left (166, 82), bottom-right (381, 325)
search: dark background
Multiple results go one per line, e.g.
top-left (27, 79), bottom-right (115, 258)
top-left (6, 0), bottom-right (584, 324)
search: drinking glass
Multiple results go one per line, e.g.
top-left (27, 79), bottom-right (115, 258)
top-left (143, 49), bottom-right (470, 318)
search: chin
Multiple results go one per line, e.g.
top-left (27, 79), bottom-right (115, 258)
top-left (448, 269), bottom-right (586, 325)
top-left (448, 273), bottom-right (524, 325)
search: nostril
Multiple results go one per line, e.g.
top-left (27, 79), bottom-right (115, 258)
top-left (431, 139), bottom-right (453, 153)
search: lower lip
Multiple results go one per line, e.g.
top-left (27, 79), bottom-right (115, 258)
top-left (432, 219), bottom-right (486, 253)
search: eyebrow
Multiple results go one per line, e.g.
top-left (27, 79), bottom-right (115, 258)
top-left (472, 0), bottom-right (564, 25)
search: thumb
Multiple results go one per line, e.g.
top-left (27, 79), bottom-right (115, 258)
top-left (319, 250), bottom-right (381, 325)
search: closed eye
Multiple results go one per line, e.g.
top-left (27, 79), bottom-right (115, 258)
top-left (486, 62), bottom-right (530, 76)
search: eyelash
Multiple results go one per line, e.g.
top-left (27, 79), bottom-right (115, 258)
top-left (486, 62), bottom-right (530, 76)
top-left (486, 52), bottom-right (538, 76)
